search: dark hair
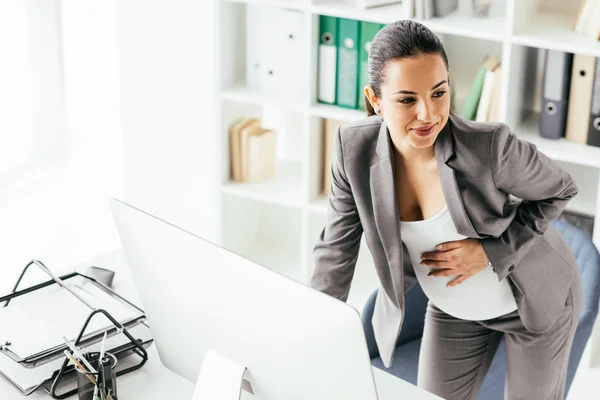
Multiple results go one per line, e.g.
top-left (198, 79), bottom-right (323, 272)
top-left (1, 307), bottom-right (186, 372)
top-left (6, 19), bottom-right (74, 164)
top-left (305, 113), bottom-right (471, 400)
top-left (365, 20), bottom-right (449, 116)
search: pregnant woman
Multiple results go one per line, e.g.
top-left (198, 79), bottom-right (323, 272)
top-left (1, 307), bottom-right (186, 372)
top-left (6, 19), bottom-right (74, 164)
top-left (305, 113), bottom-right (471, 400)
top-left (311, 19), bottom-right (582, 400)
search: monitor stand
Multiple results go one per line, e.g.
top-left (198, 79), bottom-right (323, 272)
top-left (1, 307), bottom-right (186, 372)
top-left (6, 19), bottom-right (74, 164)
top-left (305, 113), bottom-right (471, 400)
top-left (192, 349), bottom-right (255, 400)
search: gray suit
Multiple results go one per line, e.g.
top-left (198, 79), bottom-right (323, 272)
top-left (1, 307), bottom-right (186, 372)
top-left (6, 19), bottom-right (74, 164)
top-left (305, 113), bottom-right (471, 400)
top-left (311, 113), bottom-right (581, 371)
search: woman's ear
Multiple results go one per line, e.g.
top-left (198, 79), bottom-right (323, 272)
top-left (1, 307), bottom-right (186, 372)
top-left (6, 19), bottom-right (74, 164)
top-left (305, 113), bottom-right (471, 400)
top-left (364, 86), bottom-right (381, 113)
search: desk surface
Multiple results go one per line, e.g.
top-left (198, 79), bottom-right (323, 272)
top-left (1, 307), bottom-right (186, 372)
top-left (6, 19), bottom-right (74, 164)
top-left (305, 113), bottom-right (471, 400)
top-left (0, 250), bottom-right (441, 400)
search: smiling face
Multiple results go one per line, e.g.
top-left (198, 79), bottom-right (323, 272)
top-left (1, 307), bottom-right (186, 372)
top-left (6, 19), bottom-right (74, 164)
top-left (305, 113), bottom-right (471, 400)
top-left (367, 53), bottom-right (451, 151)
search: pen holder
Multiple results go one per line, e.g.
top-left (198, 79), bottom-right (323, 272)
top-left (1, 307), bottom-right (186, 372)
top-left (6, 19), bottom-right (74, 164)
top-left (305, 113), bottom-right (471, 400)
top-left (75, 352), bottom-right (118, 400)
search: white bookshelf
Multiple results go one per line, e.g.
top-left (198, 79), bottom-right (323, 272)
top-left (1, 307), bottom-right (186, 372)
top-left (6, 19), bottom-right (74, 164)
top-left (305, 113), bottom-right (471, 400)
top-left (215, 0), bottom-right (600, 374)
top-left (216, 0), bottom-right (600, 305)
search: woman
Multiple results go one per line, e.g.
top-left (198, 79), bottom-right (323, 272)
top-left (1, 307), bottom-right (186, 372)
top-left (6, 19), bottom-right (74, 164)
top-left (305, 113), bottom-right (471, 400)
top-left (311, 20), bottom-right (582, 400)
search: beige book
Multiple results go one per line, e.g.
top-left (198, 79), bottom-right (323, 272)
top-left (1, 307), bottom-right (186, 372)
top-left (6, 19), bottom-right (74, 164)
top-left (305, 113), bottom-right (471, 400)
top-left (247, 129), bottom-right (276, 182)
top-left (322, 118), bottom-right (344, 195)
top-left (239, 119), bottom-right (263, 182)
top-left (565, 54), bottom-right (596, 143)
top-left (574, 0), bottom-right (595, 34)
top-left (584, 1), bottom-right (600, 40)
top-left (475, 69), bottom-right (496, 122)
top-left (487, 64), bottom-right (502, 122)
top-left (229, 117), bottom-right (255, 181)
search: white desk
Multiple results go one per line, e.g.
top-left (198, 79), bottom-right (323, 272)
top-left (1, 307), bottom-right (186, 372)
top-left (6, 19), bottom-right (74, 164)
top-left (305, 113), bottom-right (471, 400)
top-left (0, 250), bottom-right (442, 400)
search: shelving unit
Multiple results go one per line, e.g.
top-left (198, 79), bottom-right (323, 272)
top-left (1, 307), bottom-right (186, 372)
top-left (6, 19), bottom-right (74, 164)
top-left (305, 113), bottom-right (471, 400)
top-left (215, 0), bottom-right (600, 333)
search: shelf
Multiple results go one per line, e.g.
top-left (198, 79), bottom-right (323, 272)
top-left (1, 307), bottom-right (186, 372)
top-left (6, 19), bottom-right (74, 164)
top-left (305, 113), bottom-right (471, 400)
top-left (308, 195), bottom-right (328, 213)
top-left (511, 12), bottom-right (600, 58)
top-left (246, 241), bottom-right (304, 283)
top-left (221, 160), bottom-right (304, 207)
top-left (310, 1), bottom-right (506, 41)
top-left (223, 0), bottom-right (308, 12)
top-left (309, 103), bottom-right (364, 122)
top-left (516, 113), bottom-right (600, 169)
top-left (221, 84), bottom-right (306, 112)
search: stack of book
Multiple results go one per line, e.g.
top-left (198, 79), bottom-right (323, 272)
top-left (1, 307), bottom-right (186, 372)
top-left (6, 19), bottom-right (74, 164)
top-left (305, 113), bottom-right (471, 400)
top-left (461, 55), bottom-right (502, 123)
top-left (229, 118), bottom-right (277, 183)
top-left (574, 0), bottom-right (600, 40)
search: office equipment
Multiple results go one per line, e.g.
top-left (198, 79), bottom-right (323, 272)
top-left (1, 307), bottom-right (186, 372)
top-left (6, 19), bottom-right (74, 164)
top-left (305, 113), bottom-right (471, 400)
top-left (358, 21), bottom-right (384, 111)
top-left (0, 260), bottom-right (151, 398)
top-left (566, 54), bottom-right (596, 144)
top-left (109, 198), bottom-right (442, 400)
top-left (318, 15), bottom-right (338, 104)
top-left (587, 57), bottom-right (600, 147)
top-left (539, 49), bottom-right (574, 139)
top-left (336, 18), bottom-right (361, 109)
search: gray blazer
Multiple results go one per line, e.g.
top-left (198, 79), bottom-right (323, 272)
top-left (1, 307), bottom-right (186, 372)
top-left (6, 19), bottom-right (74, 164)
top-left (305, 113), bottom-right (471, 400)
top-left (311, 113), bottom-right (580, 368)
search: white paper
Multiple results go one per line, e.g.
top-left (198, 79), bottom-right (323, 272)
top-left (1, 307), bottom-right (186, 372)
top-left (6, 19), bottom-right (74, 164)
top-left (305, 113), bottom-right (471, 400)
top-left (192, 349), bottom-right (247, 400)
top-left (0, 277), bottom-right (144, 359)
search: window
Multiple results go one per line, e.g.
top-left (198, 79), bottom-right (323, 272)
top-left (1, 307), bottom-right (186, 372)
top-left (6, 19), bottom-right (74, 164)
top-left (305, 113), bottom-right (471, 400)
top-left (0, 1), bottom-right (34, 176)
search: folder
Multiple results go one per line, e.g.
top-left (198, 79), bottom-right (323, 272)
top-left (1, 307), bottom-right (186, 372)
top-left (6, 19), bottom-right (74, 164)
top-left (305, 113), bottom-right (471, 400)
top-left (318, 16), bottom-right (338, 104)
top-left (539, 50), bottom-right (573, 139)
top-left (358, 22), bottom-right (384, 111)
top-left (264, 8), bottom-right (306, 103)
top-left (229, 118), bottom-right (253, 182)
top-left (322, 119), bottom-right (344, 194)
top-left (245, 5), bottom-right (262, 91)
top-left (565, 54), bottom-right (596, 144)
top-left (247, 129), bottom-right (276, 182)
top-left (336, 18), bottom-right (361, 109)
top-left (586, 58), bottom-right (600, 147)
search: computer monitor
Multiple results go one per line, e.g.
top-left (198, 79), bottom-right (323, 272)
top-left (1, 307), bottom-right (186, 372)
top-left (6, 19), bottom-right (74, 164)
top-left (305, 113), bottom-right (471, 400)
top-left (109, 198), bottom-right (379, 400)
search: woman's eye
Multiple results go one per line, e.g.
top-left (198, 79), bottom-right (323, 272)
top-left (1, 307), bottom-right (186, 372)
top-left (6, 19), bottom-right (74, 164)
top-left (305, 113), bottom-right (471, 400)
top-left (398, 97), bottom-right (415, 104)
top-left (433, 90), bottom-right (447, 98)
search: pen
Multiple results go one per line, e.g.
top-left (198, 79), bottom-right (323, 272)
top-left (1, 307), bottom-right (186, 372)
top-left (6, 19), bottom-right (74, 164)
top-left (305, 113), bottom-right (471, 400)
top-left (62, 336), bottom-right (97, 373)
top-left (64, 350), bottom-right (97, 385)
top-left (94, 332), bottom-right (108, 400)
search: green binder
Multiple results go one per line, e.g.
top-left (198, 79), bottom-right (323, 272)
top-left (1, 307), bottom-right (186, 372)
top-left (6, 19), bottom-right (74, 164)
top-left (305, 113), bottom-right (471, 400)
top-left (336, 18), bottom-right (361, 109)
top-left (358, 22), bottom-right (384, 111)
top-left (318, 15), bottom-right (339, 105)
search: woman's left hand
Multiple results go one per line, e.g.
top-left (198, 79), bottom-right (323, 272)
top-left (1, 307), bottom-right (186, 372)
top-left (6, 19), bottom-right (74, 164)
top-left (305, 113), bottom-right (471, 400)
top-left (420, 239), bottom-right (489, 287)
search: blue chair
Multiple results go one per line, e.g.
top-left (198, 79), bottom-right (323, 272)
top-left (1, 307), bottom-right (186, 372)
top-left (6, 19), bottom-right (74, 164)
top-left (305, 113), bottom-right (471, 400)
top-left (361, 219), bottom-right (600, 399)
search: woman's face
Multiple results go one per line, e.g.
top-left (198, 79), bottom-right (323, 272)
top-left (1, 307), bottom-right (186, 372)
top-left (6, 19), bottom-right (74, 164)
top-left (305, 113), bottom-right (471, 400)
top-left (370, 53), bottom-right (450, 150)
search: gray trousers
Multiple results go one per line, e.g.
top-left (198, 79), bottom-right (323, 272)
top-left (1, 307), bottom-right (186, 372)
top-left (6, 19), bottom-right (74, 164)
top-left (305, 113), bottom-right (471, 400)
top-left (417, 284), bottom-right (582, 400)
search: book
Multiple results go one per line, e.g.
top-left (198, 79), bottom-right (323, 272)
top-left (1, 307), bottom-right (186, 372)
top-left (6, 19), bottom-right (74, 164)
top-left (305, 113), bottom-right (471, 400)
top-left (247, 129), bottom-right (276, 182)
top-left (461, 55), bottom-right (501, 120)
top-left (475, 69), bottom-right (496, 122)
top-left (322, 119), bottom-right (344, 194)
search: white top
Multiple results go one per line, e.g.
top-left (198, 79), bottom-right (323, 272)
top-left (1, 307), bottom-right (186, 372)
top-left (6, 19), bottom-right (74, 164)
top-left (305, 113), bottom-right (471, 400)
top-left (400, 206), bottom-right (517, 321)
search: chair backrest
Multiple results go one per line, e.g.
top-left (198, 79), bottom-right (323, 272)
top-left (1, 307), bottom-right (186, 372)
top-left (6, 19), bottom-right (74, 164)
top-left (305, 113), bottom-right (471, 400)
top-left (549, 219), bottom-right (600, 323)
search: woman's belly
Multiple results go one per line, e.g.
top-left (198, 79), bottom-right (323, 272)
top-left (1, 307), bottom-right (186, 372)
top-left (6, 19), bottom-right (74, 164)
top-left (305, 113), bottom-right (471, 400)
top-left (401, 209), bottom-right (517, 321)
